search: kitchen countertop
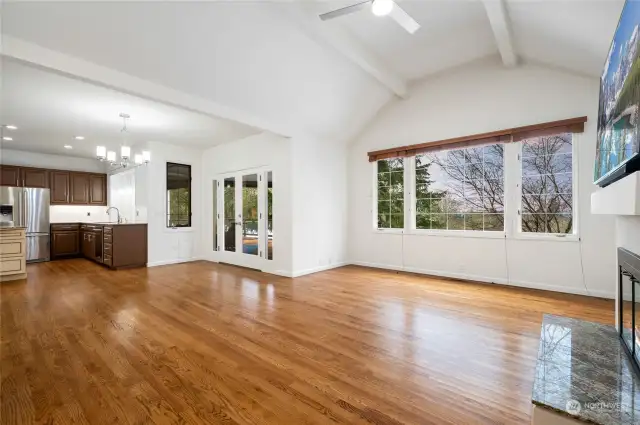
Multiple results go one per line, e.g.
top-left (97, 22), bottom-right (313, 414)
top-left (532, 314), bottom-right (640, 425)
top-left (0, 225), bottom-right (26, 229)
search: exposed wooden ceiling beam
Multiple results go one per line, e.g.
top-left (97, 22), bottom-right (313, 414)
top-left (280, 4), bottom-right (408, 98)
top-left (482, 0), bottom-right (518, 67)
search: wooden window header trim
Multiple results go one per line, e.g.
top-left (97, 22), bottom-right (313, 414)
top-left (367, 116), bottom-right (587, 162)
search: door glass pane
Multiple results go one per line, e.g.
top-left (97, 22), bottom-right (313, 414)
top-left (266, 172), bottom-right (273, 260)
top-left (242, 174), bottom-right (258, 256)
top-left (224, 177), bottom-right (235, 252)
top-left (213, 180), bottom-right (218, 251)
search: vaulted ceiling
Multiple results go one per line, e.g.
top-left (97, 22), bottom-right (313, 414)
top-left (0, 0), bottom-right (626, 152)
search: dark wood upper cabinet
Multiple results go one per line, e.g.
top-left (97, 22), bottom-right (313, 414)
top-left (89, 174), bottom-right (107, 205)
top-left (70, 172), bottom-right (90, 204)
top-left (2, 164), bottom-right (108, 206)
top-left (50, 171), bottom-right (70, 204)
top-left (0, 165), bottom-right (21, 187)
top-left (20, 168), bottom-right (49, 188)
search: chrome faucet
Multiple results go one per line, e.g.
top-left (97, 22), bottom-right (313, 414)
top-left (106, 207), bottom-right (122, 224)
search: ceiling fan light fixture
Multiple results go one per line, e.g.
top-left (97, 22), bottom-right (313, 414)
top-left (371, 0), bottom-right (394, 17)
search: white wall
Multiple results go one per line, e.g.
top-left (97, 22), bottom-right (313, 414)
top-left (201, 132), bottom-right (294, 275)
top-left (348, 58), bottom-right (617, 298)
top-left (290, 136), bottom-right (349, 276)
top-left (138, 141), bottom-right (202, 267)
top-left (109, 169), bottom-right (136, 222)
top-left (617, 217), bottom-right (640, 255)
top-left (50, 205), bottom-right (111, 223)
top-left (0, 148), bottom-right (106, 173)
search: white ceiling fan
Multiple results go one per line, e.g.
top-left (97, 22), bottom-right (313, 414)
top-left (319, 0), bottom-right (420, 34)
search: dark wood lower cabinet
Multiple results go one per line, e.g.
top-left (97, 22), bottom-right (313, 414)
top-left (52, 231), bottom-right (80, 258)
top-left (51, 223), bottom-right (147, 269)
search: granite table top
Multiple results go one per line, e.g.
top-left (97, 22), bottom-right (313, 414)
top-left (532, 314), bottom-right (640, 425)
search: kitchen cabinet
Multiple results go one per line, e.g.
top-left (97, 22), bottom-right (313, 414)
top-left (0, 228), bottom-right (27, 282)
top-left (50, 171), bottom-right (70, 204)
top-left (0, 164), bottom-right (107, 206)
top-left (51, 223), bottom-right (147, 269)
top-left (20, 168), bottom-right (49, 188)
top-left (51, 224), bottom-right (80, 259)
top-left (70, 172), bottom-right (90, 204)
top-left (0, 165), bottom-right (21, 187)
top-left (89, 174), bottom-right (107, 205)
top-left (81, 230), bottom-right (95, 260)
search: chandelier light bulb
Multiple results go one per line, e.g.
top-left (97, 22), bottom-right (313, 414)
top-left (96, 146), bottom-right (106, 159)
top-left (142, 150), bottom-right (151, 163)
top-left (371, 0), bottom-right (394, 16)
top-left (107, 151), bottom-right (116, 163)
top-left (121, 146), bottom-right (131, 160)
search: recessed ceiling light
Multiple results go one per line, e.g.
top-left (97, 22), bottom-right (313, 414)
top-left (4, 125), bottom-right (17, 130)
top-left (64, 145), bottom-right (73, 149)
top-left (2, 137), bottom-right (13, 141)
top-left (75, 136), bottom-right (85, 140)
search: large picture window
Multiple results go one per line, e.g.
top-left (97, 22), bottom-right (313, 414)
top-left (376, 158), bottom-right (404, 229)
top-left (368, 117), bottom-right (584, 238)
top-left (167, 162), bottom-right (191, 228)
top-left (415, 144), bottom-right (505, 231)
top-left (520, 133), bottom-right (574, 234)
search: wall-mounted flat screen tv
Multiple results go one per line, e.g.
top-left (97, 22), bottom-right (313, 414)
top-left (595, 0), bottom-right (640, 187)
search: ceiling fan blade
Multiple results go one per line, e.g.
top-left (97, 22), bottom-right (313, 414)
top-left (319, 1), bottom-right (371, 21)
top-left (389, 2), bottom-right (420, 34)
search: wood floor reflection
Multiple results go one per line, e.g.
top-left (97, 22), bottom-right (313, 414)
top-left (1, 260), bottom-right (613, 424)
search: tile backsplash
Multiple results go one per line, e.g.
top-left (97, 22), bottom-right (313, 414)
top-left (50, 205), bottom-right (115, 223)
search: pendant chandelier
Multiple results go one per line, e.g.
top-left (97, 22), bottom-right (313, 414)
top-left (96, 113), bottom-right (150, 169)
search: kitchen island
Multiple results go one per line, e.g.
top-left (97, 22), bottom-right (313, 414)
top-left (51, 222), bottom-right (147, 269)
top-left (0, 226), bottom-right (27, 282)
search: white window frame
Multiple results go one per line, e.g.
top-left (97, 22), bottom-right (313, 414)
top-left (514, 133), bottom-right (580, 242)
top-left (407, 145), bottom-right (507, 239)
top-left (372, 159), bottom-right (407, 234)
top-left (371, 133), bottom-right (580, 242)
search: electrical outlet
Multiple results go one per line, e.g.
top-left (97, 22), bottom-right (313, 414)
top-left (87, 212), bottom-right (91, 216)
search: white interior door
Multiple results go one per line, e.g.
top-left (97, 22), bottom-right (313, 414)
top-left (216, 168), bottom-right (268, 269)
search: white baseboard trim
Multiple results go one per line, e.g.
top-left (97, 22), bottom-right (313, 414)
top-left (271, 270), bottom-right (294, 278)
top-left (147, 257), bottom-right (202, 267)
top-left (290, 262), bottom-right (349, 278)
top-left (403, 265), bottom-right (509, 285)
top-left (584, 288), bottom-right (616, 299)
top-left (350, 261), bottom-right (615, 299)
top-left (352, 261), bottom-right (508, 285)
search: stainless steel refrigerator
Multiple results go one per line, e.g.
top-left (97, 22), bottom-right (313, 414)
top-left (0, 187), bottom-right (50, 262)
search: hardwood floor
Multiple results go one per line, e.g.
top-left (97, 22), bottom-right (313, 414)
top-left (1, 260), bottom-right (614, 425)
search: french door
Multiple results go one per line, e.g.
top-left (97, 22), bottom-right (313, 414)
top-left (214, 168), bottom-right (272, 270)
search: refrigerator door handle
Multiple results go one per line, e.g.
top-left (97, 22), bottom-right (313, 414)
top-left (23, 189), bottom-right (25, 227)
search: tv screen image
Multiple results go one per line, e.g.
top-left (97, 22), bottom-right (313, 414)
top-left (595, 0), bottom-right (640, 186)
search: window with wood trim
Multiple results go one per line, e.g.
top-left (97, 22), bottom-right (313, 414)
top-left (415, 143), bottom-right (505, 231)
top-left (167, 162), bottom-right (191, 228)
top-left (376, 158), bottom-right (404, 229)
top-left (370, 117), bottom-right (584, 237)
top-left (519, 132), bottom-right (574, 234)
